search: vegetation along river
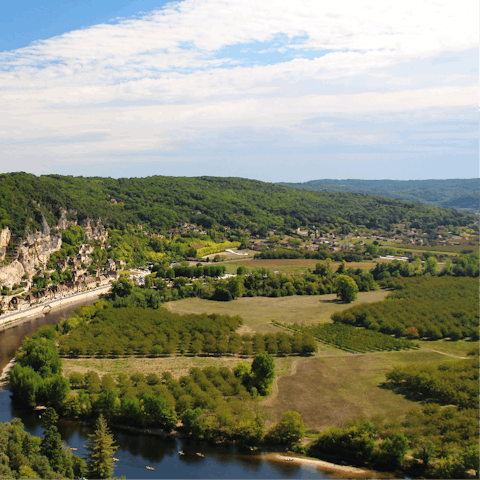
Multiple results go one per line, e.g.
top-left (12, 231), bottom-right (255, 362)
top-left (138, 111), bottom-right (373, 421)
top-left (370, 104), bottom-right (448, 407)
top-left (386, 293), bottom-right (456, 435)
top-left (0, 299), bottom-right (327, 479)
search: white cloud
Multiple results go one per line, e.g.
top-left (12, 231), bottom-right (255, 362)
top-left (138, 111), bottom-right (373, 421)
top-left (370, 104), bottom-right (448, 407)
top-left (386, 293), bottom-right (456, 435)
top-left (0, 0), bottom-right (477, 176)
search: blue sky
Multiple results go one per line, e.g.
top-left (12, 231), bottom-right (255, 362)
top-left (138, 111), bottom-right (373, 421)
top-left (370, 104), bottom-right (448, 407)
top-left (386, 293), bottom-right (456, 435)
top-left (0, 0), bottom-right (478, 182)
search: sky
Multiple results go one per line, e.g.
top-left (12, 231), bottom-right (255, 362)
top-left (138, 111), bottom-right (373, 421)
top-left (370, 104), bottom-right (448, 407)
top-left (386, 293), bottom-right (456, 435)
top-left (0, 0), bottom-right (478, 182)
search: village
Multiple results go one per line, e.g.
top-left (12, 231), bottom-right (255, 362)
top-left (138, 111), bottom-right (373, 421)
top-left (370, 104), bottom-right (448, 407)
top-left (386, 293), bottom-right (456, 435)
top-left (0, 215), bottom-right (476, 319)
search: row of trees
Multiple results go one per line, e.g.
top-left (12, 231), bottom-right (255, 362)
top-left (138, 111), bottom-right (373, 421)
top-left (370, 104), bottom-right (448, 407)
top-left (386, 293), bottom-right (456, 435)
top-left (371, 253), bottom-right (479, 281)
top-left (276, 321), bottom-right (416, 353)
top-left (386, 351), bottom-right (479, 409)
top-left (58, 303), bottom-right (317, 357)
top-left (332, 277), bottom-right (479, 340)
top-left (306, 407), bottom-right (478, 477)
top-left (113, 264), bottom-right (377, 307)
top-left (9, 332), bottom-right (306, 449)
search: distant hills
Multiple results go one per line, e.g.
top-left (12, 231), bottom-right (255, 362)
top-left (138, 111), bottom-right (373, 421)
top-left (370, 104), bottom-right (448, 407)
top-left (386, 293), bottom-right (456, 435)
top-left (0, 173), bottom-right (476, 238)
top-left (278, 179), bottom-right (479, 214)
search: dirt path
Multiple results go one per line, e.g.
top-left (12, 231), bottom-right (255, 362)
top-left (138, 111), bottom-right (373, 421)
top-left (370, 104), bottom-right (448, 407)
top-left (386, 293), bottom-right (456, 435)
top-left (420, 347), bottom-right (468, 359)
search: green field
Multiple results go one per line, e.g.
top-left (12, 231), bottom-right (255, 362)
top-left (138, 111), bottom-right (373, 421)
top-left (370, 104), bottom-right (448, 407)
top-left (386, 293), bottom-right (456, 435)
top-left (164, 290), bottom-right (389, 334)
top-left (263, 349), bottom-right (465, 431)
top-left (418, 339), bottom-right (479, 358)
top-left (221, 258), bottom-right (378, 275)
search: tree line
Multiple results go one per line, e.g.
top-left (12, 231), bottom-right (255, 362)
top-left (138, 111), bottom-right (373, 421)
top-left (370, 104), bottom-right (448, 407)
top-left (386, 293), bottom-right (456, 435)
top-left (9, 330), bottom-right (306, 448)
top-left (57, 302), bottom-right (317, 357)
top-left (0, 172), bottom-right (474, 238)
top-left (331, 277), bottom-right (479, 340)
top-left (275, 321), bottom-right (416, 353)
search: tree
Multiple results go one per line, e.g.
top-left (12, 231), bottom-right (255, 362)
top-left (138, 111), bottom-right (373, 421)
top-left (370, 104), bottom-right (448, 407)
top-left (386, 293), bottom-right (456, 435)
top-left (85, 414), bottom-right (118, 479)
top-left (333, 275), bottom-right (359, 303)
top-left (40, 408), bottom-right (66, 474)
top-left (249, 353), bottom-right (275, 396)
top-left (266, 410), bottom-right (305, 446)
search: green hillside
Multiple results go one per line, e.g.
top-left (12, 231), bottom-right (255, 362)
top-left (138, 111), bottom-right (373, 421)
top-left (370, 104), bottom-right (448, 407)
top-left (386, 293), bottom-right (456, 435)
top-left (279, 178), bottom-right (479, 214)
top-left (0, 173), bottom-right (475, 237)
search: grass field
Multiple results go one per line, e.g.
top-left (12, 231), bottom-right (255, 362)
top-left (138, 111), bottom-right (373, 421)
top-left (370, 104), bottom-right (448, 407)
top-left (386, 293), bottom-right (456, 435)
top-left (418, 339), bottom-right (479, 358)
top-left (164, 290), bottom-right (390, 334)
top-left (62, 355), bottom-right (253, 381)
top-left (262, 349), bottom-right (464, 431)
top-left (221, 259), bottom-right (378, 275)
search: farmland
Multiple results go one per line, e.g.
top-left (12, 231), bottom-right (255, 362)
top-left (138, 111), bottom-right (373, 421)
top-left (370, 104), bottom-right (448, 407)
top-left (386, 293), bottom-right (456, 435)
top-left (221, 258), bottom-right (378, 275)
top-left (164, 290), bottom-right (390, 333)
top-left (261, 350), bottom-right (471, 432)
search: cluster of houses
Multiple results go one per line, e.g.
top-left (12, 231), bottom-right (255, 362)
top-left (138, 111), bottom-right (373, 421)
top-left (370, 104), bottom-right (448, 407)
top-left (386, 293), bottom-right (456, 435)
top-left (0, 269), bottom-right (120, 314)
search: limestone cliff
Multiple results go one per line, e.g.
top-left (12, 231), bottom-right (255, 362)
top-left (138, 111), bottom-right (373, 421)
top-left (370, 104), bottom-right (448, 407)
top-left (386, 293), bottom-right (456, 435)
top-left (57, 209), bottom-right (78, 231)
top-left (0, 232), bottom-right (62, 288)
top-left (0, 260), bottom-right (25, 289)
top-left (0, 227), bottom-right (11, 263)
top-left (80, 218), bottom-right (108, 242)
top-left (0, 215), bottom-right (108, 288)
top-left (19, 233), bottom-right (63, 277)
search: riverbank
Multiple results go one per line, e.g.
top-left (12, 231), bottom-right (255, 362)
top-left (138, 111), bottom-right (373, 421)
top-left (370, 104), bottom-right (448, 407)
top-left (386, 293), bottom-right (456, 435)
top-left (265, 453), bottom-right (385, 479)
top-left (0, 285), bottom-right (111, 331)
top-left (0, 358), bottom-right (15, 388)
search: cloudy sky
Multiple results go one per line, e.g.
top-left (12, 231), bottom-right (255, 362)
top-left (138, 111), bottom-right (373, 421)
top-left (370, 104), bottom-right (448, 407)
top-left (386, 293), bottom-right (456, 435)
top-left (0, 0), bottom-right (478, 181)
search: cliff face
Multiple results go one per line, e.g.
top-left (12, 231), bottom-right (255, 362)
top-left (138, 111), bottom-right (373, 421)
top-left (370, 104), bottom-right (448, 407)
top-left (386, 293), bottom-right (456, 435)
top-left (0, 227), bottom-right (11, 263)
top-left (80, 218), bottom-right (108, 242)
top-left (0, 232), bottom-right (62, 288)
top-left (0, 260), bottom-right (25, 289)
top-left (19, 233), bottom-right (63, 277)
top-left (0, 215), bottom-right (108, 289)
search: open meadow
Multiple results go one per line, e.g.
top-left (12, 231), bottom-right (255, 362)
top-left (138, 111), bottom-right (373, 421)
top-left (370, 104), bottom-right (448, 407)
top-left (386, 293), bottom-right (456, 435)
top-left (164, 290), bottom-right (389, 333)
top-left (261, 349), bottom-right (473, 432)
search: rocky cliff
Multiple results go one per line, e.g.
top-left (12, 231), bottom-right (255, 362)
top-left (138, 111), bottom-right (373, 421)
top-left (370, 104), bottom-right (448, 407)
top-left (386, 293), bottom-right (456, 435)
top-left (0, 232), bottom-right (62, 288)
top-left (79, 218), bottom-right (108, 242)
top-left (0, 227), bottom-right (11, 263)
top-left (0, 216), bottom-right (108, 289)
top-left (0, 260), bottom-right (25, 290)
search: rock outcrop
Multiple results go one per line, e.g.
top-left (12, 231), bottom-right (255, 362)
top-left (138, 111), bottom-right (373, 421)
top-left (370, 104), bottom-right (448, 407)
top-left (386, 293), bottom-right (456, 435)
top-left (0, 215), bottom-right (108, 289)
top-left (18, 233), bottom-right (63, 278)
top-left (80, 218), bottom-right (108, 242)
top-left (0, 232), bottom-right (62, 288)
top-left (57, 209), bottom-right (78, 231)
top-left (0, 227), bottom-right (11, 263)
top-left (0, 260), bottom-right (25, 289)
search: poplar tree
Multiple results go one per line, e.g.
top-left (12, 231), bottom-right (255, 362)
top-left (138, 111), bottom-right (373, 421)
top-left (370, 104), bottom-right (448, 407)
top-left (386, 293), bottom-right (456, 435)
top-left (85, 414), bottom-right (117, 479)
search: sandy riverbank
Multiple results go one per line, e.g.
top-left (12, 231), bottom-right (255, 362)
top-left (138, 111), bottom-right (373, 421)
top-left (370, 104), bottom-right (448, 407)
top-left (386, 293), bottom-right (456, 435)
top-left (265, 453), bottom-right (383, 479)
top-left (0, 358), bottom-right (16, 388)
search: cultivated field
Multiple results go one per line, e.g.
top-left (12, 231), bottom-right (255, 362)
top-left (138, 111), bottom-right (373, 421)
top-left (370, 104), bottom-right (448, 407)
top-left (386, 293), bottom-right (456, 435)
top-left (262, 349), bottom-right (466, 431)
top-left (164, 290), bottom-right (390, 333)
top-left (221, 259), bottom-right (378, 275)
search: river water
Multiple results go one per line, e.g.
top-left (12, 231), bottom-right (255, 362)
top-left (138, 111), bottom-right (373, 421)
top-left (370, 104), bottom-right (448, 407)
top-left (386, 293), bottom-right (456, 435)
top-left (0, 301), bottom-right (327, 479)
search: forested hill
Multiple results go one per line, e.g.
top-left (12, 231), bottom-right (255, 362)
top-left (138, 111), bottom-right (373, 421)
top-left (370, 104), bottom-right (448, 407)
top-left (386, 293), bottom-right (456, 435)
top-left (278, 179), bottom-right (479, 214)
top-left (0, 173), bottom-right (475, 237)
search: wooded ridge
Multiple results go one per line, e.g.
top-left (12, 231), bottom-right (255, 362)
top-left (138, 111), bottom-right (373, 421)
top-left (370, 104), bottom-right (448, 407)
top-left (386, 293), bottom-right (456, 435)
top-left (0, 173), bottom-right (474, 238)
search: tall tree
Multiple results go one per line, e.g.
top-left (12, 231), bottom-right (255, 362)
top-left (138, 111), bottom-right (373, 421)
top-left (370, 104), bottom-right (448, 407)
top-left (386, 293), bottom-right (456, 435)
top-left (40, 408), bottom-right (66, 474)
top-left (85, 415), bottom-right (117, 479)
top-left (249, 353), bottom-right (275, 396)
top-left (333, 274), bottom-right (359, 303)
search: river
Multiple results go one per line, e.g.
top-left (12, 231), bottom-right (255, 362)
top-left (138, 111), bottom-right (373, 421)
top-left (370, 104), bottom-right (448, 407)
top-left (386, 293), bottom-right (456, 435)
top-left (0, 300), bottom-right (327, 479)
